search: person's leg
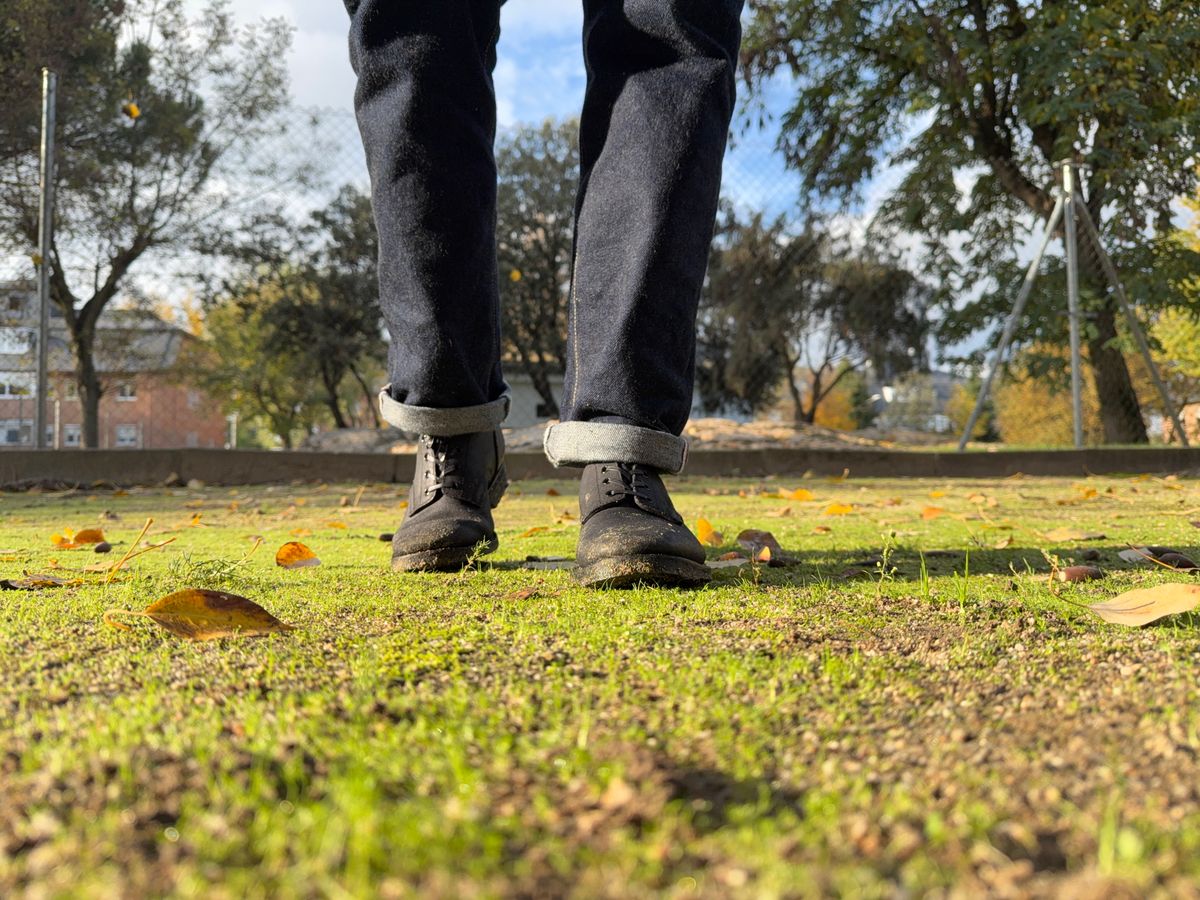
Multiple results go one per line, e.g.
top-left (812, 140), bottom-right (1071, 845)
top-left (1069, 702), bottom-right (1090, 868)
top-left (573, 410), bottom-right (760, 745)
top-left (544, 0), bottom-right (744, 587)
top-left (346, 0), bottom-right (509, 571)
top-left (544, 0), bottom-right (743, 474)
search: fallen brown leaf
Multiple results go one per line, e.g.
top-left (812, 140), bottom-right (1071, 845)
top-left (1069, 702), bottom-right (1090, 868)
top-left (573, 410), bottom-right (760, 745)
top-left (1089, 583), bottom-right (1200, 627)
top-left (104, 589), bottom-right (295, 640)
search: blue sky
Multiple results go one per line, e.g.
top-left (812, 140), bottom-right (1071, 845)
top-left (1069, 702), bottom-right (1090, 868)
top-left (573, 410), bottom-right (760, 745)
top-left (227, 0), bottom-right (806, 221)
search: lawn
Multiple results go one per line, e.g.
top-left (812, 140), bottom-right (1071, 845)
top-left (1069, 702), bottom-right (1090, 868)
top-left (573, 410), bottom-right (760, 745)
top-left (2, 472), bottom-right (1200, 897)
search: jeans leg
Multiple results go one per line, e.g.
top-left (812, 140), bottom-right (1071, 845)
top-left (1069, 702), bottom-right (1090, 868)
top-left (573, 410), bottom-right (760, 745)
top-left (543, 0), bottom-right (744, 473)
top-left (347, 0), bottom-right (509, 436)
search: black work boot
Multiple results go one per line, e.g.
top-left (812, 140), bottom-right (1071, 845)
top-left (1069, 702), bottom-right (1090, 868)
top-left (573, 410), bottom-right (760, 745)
top-left (573, 462), bottom-right (711, 589)
top-left (391, 430), bottom-right (508, 572)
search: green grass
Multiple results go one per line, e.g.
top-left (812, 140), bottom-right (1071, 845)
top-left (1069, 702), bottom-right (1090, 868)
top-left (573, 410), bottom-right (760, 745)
top-left (3, 473), bottom-right (1200, 897)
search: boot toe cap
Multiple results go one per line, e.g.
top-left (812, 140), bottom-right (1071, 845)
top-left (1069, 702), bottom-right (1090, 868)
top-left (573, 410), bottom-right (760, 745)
top-left (577, 507), bottom-right (706, 567)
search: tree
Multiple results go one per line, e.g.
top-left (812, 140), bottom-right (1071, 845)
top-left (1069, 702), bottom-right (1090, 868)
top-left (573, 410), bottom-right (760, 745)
top-left (743, 0), bottom-right (1200, 443)
top-left (179, 286), bottom-right (325, 450)
top-left (0, 0), bottom-right (292, 447)
top-left (697, 210), bottom-right (928, 424)
top-left (268, 187), bottom-right (385, 429)
top-left (495, 119), bottom-right (579, 417)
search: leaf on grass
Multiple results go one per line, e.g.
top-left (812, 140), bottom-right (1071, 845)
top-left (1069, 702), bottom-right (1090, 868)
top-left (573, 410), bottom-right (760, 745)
top-left (929, 490), bottom-right (946, 499)
top-left (737, 529), bottom-right (783, 556)
top-left (545, 487), bottom-right (560, 497)
top-left (922, 506), bottom-right (947, 520)
top-left (289, 528), bottom-right (312, 537)
top-left (1042, 528), bottom-right (1106, 542)
top-left (104, 589), bottom-right (294, 640)
top-left (787, 488), bottom-right (815, 502)
top-left (993, 536), bottom-right (1014, 550)
top-left (73, 528), bottom-right (105, 544)
top-left (1, 574), bottom-right (81, 590)
top-left (696, 517), bottom-right (724, 548)
top-left (823, 503), bottom-right (854, 516)
top-left (812, 525), bottom-right (832, 535)
top-left (708, 557), bottom-right (749, 569)
top-left (276, 541), bottom-right (320, 569)
top-left (765, 507), bottom-right (793, 518)
top-left (1089, 583), bottom-right (1200, 627)
top-left (1056, 565), bottom-right (1104, 583)
top-left (518, 526), bottom-right (549, 538)
top-left (325, 520), bottom-right (348, 530)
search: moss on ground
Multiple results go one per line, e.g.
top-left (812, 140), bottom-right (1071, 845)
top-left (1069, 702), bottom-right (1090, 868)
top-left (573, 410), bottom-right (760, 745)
top-left (2, 473), bottom-right (1200, 897)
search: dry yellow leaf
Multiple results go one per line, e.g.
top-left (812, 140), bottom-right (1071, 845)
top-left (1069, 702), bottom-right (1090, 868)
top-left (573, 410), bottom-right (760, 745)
top-left (519, 526), bottom-right (549, 538)
top-left (104, 589), bottom-right (294, 640)
top-left (823, 503), bottom-right (854, 516)
top-left (696, 517), bottom-right (724, 547)
top-left (275, 541), bottom-right (320, 569)
top-left (812, 525), bottom-right (833, 534)
top-left (1089, 583), bottom-right (1200, 627)
top-left (787, 488), bottom-right (815, 502)
top-left (326, 521), bottom-right (349, 530)
top-left (73, 528), bottom-right (106, 544)
top-left (928, 490), bottom-right (946, 499)
top-left (922, 507), bottom-right (947, 520)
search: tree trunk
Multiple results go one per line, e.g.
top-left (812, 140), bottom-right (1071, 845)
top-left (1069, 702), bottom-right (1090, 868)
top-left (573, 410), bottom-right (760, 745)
top-left (1087, 301), bottom-right (1147, 444)
top-left (76, 342), bottom-right (103, 449)
top-left (320, 367), bottom-right (349, 429)
top-left (1077, 251), bottom-right (1148, 444)
top-left (348, 365), bottom-right (381, 428)
top-left (528, 364), bottom-right (560, 419)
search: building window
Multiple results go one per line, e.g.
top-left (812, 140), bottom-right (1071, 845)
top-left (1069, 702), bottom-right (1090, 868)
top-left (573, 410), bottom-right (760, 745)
top-left (187, 390), bottom-right (201, 410)
top-left (114, 424), bottom-right (139, 448)
top-left (0, 372), bottom-right (32, 398)
top-left (62, 424), bottom-right (81, 447)
top-left (116, 382), bottom-right (137, 401)
top-left (6, 295), bottom-right (22, 312)
top-left (0, 420), bottom-right (31, 445)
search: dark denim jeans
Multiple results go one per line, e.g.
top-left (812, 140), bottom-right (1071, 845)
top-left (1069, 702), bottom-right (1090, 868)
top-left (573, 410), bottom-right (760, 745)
top-left (346, 0), bottom-right (743, 472)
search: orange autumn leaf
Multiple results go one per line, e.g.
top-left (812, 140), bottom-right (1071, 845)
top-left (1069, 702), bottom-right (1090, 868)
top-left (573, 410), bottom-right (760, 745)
top-left (104, 589), bottom-right (294, 640)
top-left (812, 525), bottom-right (833, 534)
top-left (755, 545), bottom-right (772, 563)
top-left (787, 488), bottom-right (815, 502)
top-left (928, 490), bottom-right (946, 499)
top-left (823, 503), bottom-right (854, 516)
top-left (289, 528), bottom-right (312, 537)
top-left (73, 528), bottom-right (106, 544)
top-left (275, 541), bottom-right (320, 569)
top-left (922, 507), bottom-right (947, 520)
top-left (518, 526), bottom-right (549, 538)
top-left (696, 517), bottom-right (724, 548)
top-left (325, 521), bottom-right (348, 530)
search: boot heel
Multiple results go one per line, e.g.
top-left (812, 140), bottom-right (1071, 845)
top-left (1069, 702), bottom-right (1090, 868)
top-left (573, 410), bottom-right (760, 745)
top-left (488, 463), bottom-right (509, 509)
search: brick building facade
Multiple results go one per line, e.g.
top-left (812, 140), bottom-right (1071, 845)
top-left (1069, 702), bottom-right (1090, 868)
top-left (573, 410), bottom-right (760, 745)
top-left (0, 283), bottom-right (229, 449)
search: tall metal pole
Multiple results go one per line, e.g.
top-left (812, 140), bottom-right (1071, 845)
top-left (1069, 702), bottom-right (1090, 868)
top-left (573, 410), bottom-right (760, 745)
top-left (35, 69), bottom-right (57, 450)
top-left (957, 195), bottom-right (1066, 450)
top-left (1062, 163), bottom-right (1085, 449)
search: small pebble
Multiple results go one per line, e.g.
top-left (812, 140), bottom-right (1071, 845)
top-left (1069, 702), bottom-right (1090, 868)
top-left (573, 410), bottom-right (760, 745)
top-left (378, 533), bottom-right (394, 542)
top-left (94, 541), bottom-right (112, 554)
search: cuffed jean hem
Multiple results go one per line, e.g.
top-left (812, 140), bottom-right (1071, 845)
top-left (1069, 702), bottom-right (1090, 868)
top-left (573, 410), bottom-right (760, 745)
top-left (378, 385), bottom-right (510, 436)
top-left (543, 421), bottom-right (688, 474)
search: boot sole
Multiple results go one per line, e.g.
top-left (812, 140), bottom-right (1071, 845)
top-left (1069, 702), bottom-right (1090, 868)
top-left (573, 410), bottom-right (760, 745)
top-left (391, 538), bottom-right (499, 573)
top-left (573, 554), bottom-right (712, 590)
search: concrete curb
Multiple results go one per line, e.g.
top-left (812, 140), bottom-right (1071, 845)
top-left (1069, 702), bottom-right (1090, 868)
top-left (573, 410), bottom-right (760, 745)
top-left (1, 447), bottom-right (1198, 488)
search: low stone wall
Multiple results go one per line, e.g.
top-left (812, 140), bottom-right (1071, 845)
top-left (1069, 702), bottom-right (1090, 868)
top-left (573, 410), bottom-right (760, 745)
top-left (2, 446), bottom-right (1199, 488)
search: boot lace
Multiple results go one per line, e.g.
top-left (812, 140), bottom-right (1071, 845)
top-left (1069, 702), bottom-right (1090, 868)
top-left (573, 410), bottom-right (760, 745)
top-left (422, 437), bottom-right (460, 497)
top-left (599, 463), bottom-right (653, 502)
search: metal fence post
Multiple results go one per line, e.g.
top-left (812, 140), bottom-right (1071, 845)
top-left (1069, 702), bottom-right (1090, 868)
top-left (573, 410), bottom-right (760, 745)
top-left (1062, 162), bottom-right (1085, 449)
top-left (35, 68), bottom-right (58, 450)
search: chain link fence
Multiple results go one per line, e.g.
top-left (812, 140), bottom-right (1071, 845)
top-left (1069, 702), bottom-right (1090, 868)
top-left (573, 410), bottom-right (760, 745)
top-left (2, 102), bottom-right (1194, 453)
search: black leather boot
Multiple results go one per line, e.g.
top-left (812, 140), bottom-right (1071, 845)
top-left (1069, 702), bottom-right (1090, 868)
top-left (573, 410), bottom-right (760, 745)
top-left (573, 462), bottom-right (710, 589)
top-left (391, 430), bottom-right (508, 572)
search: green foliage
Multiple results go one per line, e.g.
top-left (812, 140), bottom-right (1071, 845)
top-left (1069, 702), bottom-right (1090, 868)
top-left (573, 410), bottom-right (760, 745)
top-left (199, 185), bottom-right (386, 432)
top-left (180, 285), bottom-right (325, 449)
top-left (697, 209), bottom-right (928, 423)
top-left (743, 0), bottom-right (1200, 442)
top-left (495, 119), bottom-right (579, 416)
